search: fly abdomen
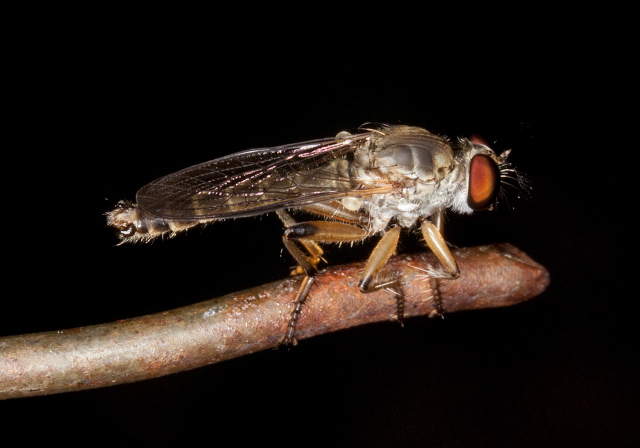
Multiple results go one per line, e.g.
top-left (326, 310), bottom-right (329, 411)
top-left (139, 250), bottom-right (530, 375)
top-left (106, 200), bottom-right (202, 244)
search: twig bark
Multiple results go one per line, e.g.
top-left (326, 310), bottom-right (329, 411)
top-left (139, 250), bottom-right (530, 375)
top-left (0, 243), bottom-right (549, 400)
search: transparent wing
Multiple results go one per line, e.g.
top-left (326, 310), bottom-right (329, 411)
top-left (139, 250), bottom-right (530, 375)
top-left (136, 131), bottom-right (390, 219)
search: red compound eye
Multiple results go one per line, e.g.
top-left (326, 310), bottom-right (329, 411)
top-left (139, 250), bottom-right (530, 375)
top-left (468, 154), bottom-right (500, 210)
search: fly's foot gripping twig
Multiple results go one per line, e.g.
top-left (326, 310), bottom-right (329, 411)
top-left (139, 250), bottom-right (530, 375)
top-left (282, 275), bottom-right (315, 346)
top-left (428, 276), bottom-right (445, 319)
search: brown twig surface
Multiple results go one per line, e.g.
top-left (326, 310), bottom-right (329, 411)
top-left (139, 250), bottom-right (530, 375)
top-left (0, 243), bottom-right (549, 400)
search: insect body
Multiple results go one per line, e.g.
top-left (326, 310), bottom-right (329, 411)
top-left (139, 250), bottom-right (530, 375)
top-left (107, 124), bottom-right (516, 344)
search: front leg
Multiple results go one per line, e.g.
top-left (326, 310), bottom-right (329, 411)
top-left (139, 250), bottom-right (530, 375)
top-left (419, 218), bottom-right (460, 278)
top-left (419, 218), bottom-right (460, 317)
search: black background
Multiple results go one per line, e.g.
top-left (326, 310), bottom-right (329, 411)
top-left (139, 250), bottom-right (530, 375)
top-left (3, 11), bottom-right (637, 448)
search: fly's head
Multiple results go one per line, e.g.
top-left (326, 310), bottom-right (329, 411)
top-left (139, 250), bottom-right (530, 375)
top-left (449, 137), bottom-right (521, 215)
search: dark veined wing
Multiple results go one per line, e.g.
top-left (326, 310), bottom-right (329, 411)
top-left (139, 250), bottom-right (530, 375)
top-left (136, 130), bottom-right (390, 220)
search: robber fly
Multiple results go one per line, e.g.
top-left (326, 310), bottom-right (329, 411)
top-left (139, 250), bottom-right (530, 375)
top-left (107, 123), bottom-right (521, 345)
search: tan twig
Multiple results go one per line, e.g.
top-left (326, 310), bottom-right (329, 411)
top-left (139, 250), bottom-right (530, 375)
top-left (0, 243), bottom-right (549, 400)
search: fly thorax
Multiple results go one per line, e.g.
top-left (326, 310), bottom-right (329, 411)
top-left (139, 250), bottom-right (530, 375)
top-left (374, 143), bottom-right (453, 185)
top-left (355, 127), bottom-right (461, 231)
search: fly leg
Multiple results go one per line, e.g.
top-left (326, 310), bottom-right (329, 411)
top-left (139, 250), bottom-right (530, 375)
top-left (419, 213), bottom-right (460, 317)
top-left (302, 203), bottom-right (407, 320)
top-left (277, 210), bottom-right (368, 345)
top-left (277, 210), bottom-right (325, 277)
top-left (358, 225), bottom-right (405, 323)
